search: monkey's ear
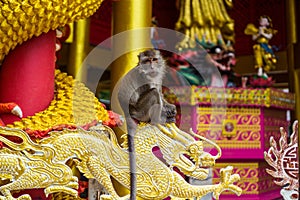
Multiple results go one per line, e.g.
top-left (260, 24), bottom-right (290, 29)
top-left (138, 53), bottom-right (143, 65)
top-left (137, 53), bottom-right (142, 63)
top-left (154, 49), bottom-right (160, 55)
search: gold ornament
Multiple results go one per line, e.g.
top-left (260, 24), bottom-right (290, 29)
top-left (7, 70), bottom-right (109, 132)
top-left (0, 0), bottom-right (104, 61)
top-left (0, 122), bottom-right (242, 200)
top-left (175, 0), bottom-right (234, 50)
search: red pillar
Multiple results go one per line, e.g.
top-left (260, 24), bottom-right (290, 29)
top-left (0, 31), bottom-right (56, 124)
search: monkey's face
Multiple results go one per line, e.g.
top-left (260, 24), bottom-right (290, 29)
top-left (138, 50), bottom-right (165, 79)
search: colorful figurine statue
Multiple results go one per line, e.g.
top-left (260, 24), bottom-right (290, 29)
top-left (196, 34), bottom-right (237, 87)
top-left (245, 15), bottom-right (277, 77)
top-left (206, 44), bottom-right (236, 87)
top-left (175, 0), bottom-right (236, 87)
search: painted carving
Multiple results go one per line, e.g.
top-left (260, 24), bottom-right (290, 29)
top-left (264, 120), bottom-right (299, 200)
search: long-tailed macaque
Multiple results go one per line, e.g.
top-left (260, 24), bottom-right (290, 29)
top-left (118, 49), bottom-right (177, 199)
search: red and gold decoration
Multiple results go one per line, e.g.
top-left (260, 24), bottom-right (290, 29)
top-left (164, 86), bottom-right (295, 110)
top-left (244, 15), bottom-right (278, 87)
top-left (6, 70), bottom-right (116, 138)
top-left (165, 86), bottom-right (294, 199)
top-left (0, 0), bottom-right (297, 200)
top-left (0, 0), bottom-right (103, 199)
top-left (0, 1), bottom-right (243, 200)
top-left (212, 162), bottom-right (280, 196)
top-left (0, 102), bottom-right (22, 126)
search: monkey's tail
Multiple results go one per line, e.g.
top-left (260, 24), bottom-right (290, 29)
top-left (126, 117), bottom-right (137, 200)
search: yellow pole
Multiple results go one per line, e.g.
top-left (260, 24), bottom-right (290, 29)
top-left (110, 0), bottom-right (152, 199)
top-left (110, 0), bottom-right (152, 89)
top-left (110, 0), bottom-right (153, 129)
top-left (68, 19), bottom-right (90, 82)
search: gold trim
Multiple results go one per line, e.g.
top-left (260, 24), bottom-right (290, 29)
top-left (216, 141), bottom-right (261, 149)
top-left (165, 87), bottom-right (295, 109)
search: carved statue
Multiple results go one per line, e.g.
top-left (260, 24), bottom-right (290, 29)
top-left (0, 122), bottom-right (242, 200)
top-left (0, 103), bottom-right (22, 126)
top-left (245, 15), bottom-right (277, 77)
top-left (264, 121), bottom-right (299, 200)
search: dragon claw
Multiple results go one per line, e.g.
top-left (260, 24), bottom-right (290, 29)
top-left (212, 166), bottom-right (242, 199)
top-left (0, 103), bottom-right (22, 118)
top-left (99, 195), bottom-right (113, 200)
top-left (44, 186), bottom-right (78, 197)
top-left (11, 105), bottom-right (23, 118)
top-left (0, 194), bottom-right (31, 200)
top-left (16, 195), bottom-right (31, 200)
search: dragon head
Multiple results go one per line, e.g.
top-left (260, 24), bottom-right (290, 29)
top-left (187, 141), bottom-right (216, 167)
top-left (0, 0), bottom-right (104, 61)
top-left (172, 140), bottom-right (218, 180)
top-left (157, 123), bottom-right (221, 180)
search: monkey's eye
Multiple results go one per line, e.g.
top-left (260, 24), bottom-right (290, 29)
top-left (142, 59), bottom-right (151, 64)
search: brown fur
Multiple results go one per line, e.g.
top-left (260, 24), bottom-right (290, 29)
top-left (117, 49), bottom-right (176, 199)
top-left (118, 49), bottom-right (176, 125)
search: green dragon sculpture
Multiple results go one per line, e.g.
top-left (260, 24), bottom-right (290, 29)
top-left (0, 123), bottom-right (242, 200)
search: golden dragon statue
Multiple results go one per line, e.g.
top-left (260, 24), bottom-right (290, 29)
top-left (0, 122), bottom-right (242, 200)
top-left (0, 0), bottom-right (242, 199)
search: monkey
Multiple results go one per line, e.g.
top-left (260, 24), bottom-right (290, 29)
top-left (118, 49), bottom-right (177, 126)
top-left (117, 49), bottom-right (177, 199)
